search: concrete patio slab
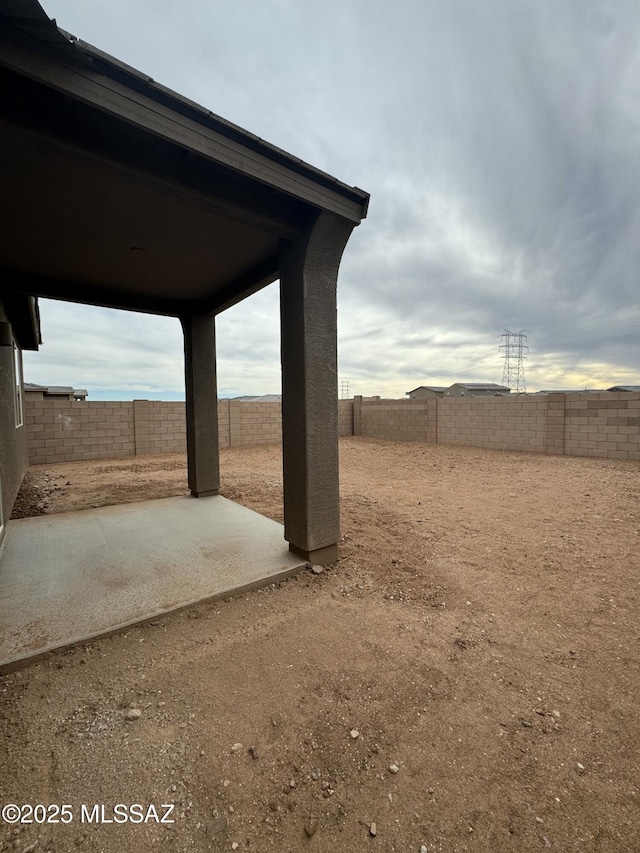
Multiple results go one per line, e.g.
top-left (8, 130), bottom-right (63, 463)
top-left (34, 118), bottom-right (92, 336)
top-left (0, 495), bottom-right (306, 671)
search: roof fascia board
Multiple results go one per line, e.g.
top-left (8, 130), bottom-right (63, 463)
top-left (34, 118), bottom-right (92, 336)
top-left (76, 37), bottom-right (369, 207)
top-left (0, 23), bottom-right (368, 224)
top-left (0, 293), bottom-right (41, 349)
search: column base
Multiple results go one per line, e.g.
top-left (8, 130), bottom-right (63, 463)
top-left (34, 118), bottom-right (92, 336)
top-left (190, 488), bottom-right (219, 498)
top-left (288, 542), bottom-right (339, 565)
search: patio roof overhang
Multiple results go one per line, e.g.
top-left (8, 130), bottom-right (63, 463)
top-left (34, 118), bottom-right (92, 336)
top-left (0, 0), bottom-right (368, 317)
top-left (0, 0), bottom-right (369, 580)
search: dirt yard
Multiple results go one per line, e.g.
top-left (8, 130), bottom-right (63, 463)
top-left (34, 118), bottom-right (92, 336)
top-left (1, 438), bottom-right (639, 852)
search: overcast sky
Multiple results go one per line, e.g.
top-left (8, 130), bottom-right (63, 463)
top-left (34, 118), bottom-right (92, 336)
top-left (24, 0), bottom-right (640, 398)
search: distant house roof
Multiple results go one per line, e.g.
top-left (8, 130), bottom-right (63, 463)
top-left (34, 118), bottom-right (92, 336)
top-left (452, 383), bottom-right (511, 392)
top-left (406, 386), bottom-right (446, 394)
top-left (608, 385), bottom-right (640, 393)
top-left (25, 383), bottom-right (88, 398)
top-left (535, 389), bottom-right (607, 395)
top-left (230, 394), bottom-right (282, 403)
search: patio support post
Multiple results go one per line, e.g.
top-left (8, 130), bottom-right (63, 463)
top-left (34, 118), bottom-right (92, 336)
top-left (279, 210), bottom-right (355, 564)
top-left (181, 313), bottom-right (220, 497)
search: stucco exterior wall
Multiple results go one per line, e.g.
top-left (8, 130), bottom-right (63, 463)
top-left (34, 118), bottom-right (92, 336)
top-left (0, 306), bottom-right (28, 522)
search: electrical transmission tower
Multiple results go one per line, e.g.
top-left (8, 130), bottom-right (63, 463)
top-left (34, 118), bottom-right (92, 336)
top-left (340, 380), bottom-right (350, 399)
top-left (500, 330), bottom-right (528, 392)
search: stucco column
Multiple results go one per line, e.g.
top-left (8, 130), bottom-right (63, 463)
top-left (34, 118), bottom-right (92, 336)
top-left (181, 313), bottom-right (220, 497)
top-left (279, 210), bottom-right (355, 564)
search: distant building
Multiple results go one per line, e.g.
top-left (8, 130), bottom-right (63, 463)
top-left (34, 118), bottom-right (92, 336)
top-left (608, 385), bottom-right (640, 393)
top-left (24, 383), bottom-right (88, 401)
top-left (533, 389), bottom-right (606, 395)
top-left (445, 383), bottom-right (510, 397)
top-left (229, 394), bottom-right (281, 403)
top-left (405, 386), bottom-right (446, 399)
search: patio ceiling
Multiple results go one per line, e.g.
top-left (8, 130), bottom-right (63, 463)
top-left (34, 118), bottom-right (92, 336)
top-left (0, 0), bottom-right (368, 317)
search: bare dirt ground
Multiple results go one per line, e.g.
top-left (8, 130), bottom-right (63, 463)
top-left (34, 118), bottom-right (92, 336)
top-left (1, 438), bottom-right (639, 853)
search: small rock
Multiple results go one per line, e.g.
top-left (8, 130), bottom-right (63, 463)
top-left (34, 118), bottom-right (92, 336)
top-left (311, 565), bottom-right (324, 574)
top-left (268, 800), bottom-right (278, 812)
top-left (389, 763), bottom-right (399, 774)
top-left (232, 844), bottom-right (239, 851)
top-left (126, 708), bottom-right (142, 721)
top-left (311, 770), bottom-right (320, 780)
top-left (520, 720), bottom-right (533, 728)
top-left (543, 836), bottom-right (551, 848)
top-left (421, 847), bottom-right (428, 853)
top-left (370, 821), bottom-right (377, 837)
top-left (249, 745), bottom-right (259, 760)
top-left (289, 780), bottom-right (296, 789)
top-left (576, 762), bottom-right (586, 774)
top-left (231, 742), bottom-right (243, 753)
top-left (350, 729), bottom-right (360, 739)
top-left (304, 819), bottom-right (318, 837)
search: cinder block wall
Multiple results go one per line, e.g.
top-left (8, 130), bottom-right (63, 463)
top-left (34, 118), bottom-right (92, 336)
top-left (25, 393), bottom-right (640, 465)
top-left (353, 393), bottom-right (640, 460)
top-left (132, 400), bottom-right (187, 455)
top-left (357, 399), bottom-right (428, 441)
top-left (218, 400), bottom-right (231, 450)
top-left (228, 401), bottom-right (282, 447)
top-left (25, 399), bottom-right (283, 464)
top-left (26, 400), bottom-right (135, 464)
top-left (562, 392), bottom-right (640, 460)
top-left (436, 396), bottom-right (547, 452)
top-left (338, 399), bottom-right (354, 436)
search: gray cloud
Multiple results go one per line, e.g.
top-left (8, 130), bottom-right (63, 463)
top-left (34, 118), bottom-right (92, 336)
top-left (24, 0), bottom-right (640, 397)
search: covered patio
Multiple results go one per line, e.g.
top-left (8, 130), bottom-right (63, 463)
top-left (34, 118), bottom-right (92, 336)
top-left (0, 496), bottom-right (305, 672)
top-left (0, 1), bottom-right (368, 666)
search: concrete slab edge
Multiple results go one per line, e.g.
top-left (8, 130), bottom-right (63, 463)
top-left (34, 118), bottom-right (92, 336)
top-left (0, 560), bottom-right (305, 675)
